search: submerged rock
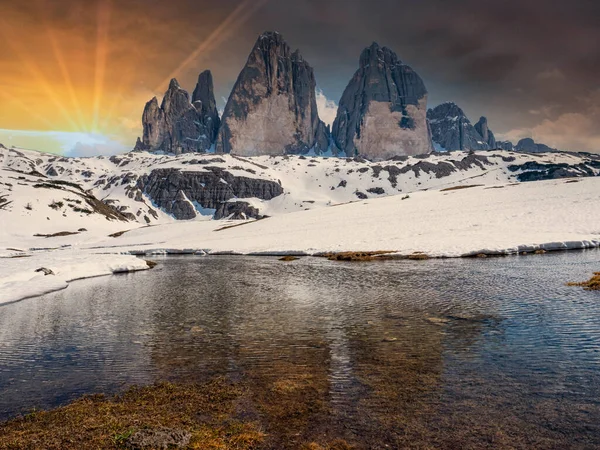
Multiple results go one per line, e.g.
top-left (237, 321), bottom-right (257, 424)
top-left (216, 31), bottom-right (329, 156)
top-left (332, 42), bottom-right (432, 160)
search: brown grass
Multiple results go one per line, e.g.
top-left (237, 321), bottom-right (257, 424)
top-left (407, 252), bottom-right (429, 260)
top-left (0, 379), bottom-right (266, 450)
top-left (109, 230), bottom-right (130, 238)
top-left (279, 256), bottom-right (300, 262)
top-left (567, 272), bottom-right (600, 290)
top-left (323, 251), bottom-right (395, 261)
top-left (440, 184), bottom-right (483, 192)
top-left (33, 231), bottom-right (79, 238)
top-left (214, 218), bottom-right (268, 232)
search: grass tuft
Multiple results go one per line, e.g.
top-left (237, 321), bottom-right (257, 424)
top-left (567, 272), bottom-right (600, 290)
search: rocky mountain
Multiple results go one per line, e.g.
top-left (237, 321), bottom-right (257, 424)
top-left (216, 31), bottom-right (329, 156)
top-left (332, 43), bottom-right (433, 160)
top-left (137, 76), bottom-right (219, 154)
top-left (474, 116), bottom-right (496, 149)
top-left (515, 138), bottom-right (557, 153)
top-left (497, 141), bottom-right (514, 151)
top-left (427, 102), bottom-right (490, 151)
top-left (192, 70), bottom-right (220, 143)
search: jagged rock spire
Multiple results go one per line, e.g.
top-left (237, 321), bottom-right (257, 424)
top-left (216, 31), bottom-right (329, 156)
top-left (140, 74), bottom-right (219, 154)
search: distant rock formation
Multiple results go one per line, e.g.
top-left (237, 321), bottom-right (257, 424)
top-left (474, 116), bottom-right (496, 149)
top-left (427, 102), bottom-right (490, 151)
top-left (216, 31), bottom-right (329, 156)
top-left (515, 138), bottom-right (557, 153)
top-left (497, 141), bottom-right (514, 151)
top-left (139, 76), bottom-right (219, 154)
top-left (332, 42), bottom-right (432, 160)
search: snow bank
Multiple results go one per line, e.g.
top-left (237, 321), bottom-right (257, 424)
top-left (85, 177), bottom-right (600, 258)
top-left (0, 252), bottom-right (150, 305)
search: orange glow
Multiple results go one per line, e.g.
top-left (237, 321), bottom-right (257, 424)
top-left (155, 0), bottom-right (270, 92)
top-left (0, 0), bottom-right (269, 153)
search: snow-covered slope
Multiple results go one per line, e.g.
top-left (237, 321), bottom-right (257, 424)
top-left (1, 146), bottom-right (599, 305)
top-left (2, 147), bottom-right (599, 229)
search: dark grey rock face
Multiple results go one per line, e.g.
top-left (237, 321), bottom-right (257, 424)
top-left (332, 42), bottom-right (432, 160)
top-left (514, 138), bottom-right (557, 153)
top-left (192, 70), bottom-right (220, 143)
top-left (474, 116), bottom-right (497, 149)
top-left (137, 167), bottom-right (283, 220)
top-left (497, 140), bottom-right (514, 151)
top-left (214, 201), bottom-right (264, 220)
top-left (170, 190), bottom-right (197, 220)
top-left (216, 31), bottom-right (329, 156)
top-left (427, 102), bottom-right (489, 151)
top-left (508, 160), bottom-right (600, 181)
top-left (141, 77), bottom-right (219, 154)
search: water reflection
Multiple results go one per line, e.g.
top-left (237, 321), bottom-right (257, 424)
top-left (1, 252), bottom-right (600, 447)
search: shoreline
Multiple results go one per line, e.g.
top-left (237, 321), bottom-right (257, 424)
top-left (1, 245), bottom-right (598, 306)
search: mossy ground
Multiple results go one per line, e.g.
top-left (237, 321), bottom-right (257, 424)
top-left (0, 378), bottom-right (353, 450)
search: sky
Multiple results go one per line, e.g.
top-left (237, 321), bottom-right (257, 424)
top-left (0, 0), bottom-right (598, 155)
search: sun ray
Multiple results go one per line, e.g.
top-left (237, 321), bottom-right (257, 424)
top-left (92, 0), bottom-right (112, 134)
top-left (154, 0), bottom-right (270, 92)
top-left (45, 25), bottom-right (89, 131)
top-left (0, 88), bottom-right (58, 130)
top-left (36, 0), bottom-right (88, 132)
top-left (98, 65), bottom-right (134, 134)
top-left (0, 21), bottom-right (81, 132)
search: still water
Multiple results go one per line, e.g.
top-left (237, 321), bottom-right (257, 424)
top-left (1, 252), bottom-right (600, 447)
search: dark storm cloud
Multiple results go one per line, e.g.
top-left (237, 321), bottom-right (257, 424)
top-left (250, 0), bottom-right (599, 150)
top-left (460, 54), bottom-right (521, 83)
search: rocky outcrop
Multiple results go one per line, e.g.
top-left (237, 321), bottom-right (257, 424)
top-left (427, 102), bottom-right (489, 151)
top-left (140, 77), bottom-right (219, 154)
top-left (214, 201), bottom-right (264, 220)
top-left (137, 167), bottom-right (283, 220)
top-left (332, 42), bottom-right (432, 160)
top-left (508, 160), bottom-right (600, 181)
top-left (497, 140), bottom-right (514, 151)
top-left (514, 138), bottom-right (557, 153)
top-left (216, 31), bottom-right (329, 156)
top-left (192, 70), bottom-right (220, 144)
top-left (474, 116), bottom-right (496, 149)
top-left (171, 190), bottom-right (197, 220)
